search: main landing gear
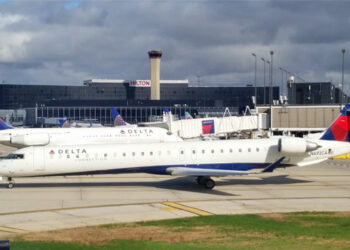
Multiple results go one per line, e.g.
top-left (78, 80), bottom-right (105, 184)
top-left (196, 176), bottom-right (215, 189)
top-left (7, 177), bottom-right (14, 189)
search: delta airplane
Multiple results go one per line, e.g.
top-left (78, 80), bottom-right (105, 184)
top-left (1, 105), bottom-right (350, 189)
top-left (0, 118), bottom-right (182, 149)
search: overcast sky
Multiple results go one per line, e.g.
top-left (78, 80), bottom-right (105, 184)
top-left (0, 0), bottom-right (349, 95)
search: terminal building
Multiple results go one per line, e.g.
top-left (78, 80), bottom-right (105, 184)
top-left (0, 79), bottom-right (279, 126)
top-left (287, 81), bottom-right (347, 105)
top-left (0, 77), bottom-right (347, 131)
top-left (0, 79), bottom-right (278, 109)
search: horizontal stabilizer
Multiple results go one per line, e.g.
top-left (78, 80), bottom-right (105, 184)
top-left (262, 157), bottom-right (285, 173)
top-left (166, 167), bottom-right (250, 176)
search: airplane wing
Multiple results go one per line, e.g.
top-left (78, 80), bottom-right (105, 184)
top-left (167, 167), bottom-right (250, 176)
top-left (166, 157), bottom-right (285, 177)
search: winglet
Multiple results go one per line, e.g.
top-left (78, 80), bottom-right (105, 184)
top-left (262, 157), bottom-right (285, 173)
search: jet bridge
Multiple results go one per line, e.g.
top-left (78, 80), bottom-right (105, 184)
top-left (167, 114), bottom-right (265, 139)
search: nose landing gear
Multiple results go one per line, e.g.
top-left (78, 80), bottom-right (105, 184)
top-left (7, 177), bottom-right (14, 189)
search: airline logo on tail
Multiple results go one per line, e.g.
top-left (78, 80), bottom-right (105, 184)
top-left (111, 108), bottom-right (129, 126)
top-left (0, 118), bottom-right (13, 130)
top-left (320, 104), bottom-right (350, 142)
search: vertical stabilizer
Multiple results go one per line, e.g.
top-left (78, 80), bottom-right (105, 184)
top-left (320, 104), bottom-right (350, 142)
top-left (111, 108), bottom-right (129, 126)
top-left (0, 118), bottom-right (13, 130)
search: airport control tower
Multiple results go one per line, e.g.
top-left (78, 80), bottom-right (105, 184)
top-left (148, 50), bottom-right (162, 100)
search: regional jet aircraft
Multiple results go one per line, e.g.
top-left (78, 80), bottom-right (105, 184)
top-left (1, 105), bottom-right (350, 189)
top-left (0, 119), bottom-right (182, 148)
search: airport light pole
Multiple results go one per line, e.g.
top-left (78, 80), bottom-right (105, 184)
top-left (341, 49), bottom-right (346, 106)
top-left (270, 51), bottom-right (274, 106)
top-left (261, 58), bottom-right (266, 105)
top-left (279, 67), bottom-right (284, 98)
top-left (252, 53), bottom-right (257, 106)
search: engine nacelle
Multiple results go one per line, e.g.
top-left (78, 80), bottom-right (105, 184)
top-left (278, 137), bottom-right (320, 155)
top-left (11, 134), bottom-right (50, 146)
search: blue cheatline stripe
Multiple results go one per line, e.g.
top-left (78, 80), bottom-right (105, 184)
top-left (31, 162), bottom-right (293, 178)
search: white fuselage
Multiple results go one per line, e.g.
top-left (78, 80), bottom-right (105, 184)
top-left (0, 126), bottom-right (182, 148)
top-left (1, 138), bottom-right (349, 178)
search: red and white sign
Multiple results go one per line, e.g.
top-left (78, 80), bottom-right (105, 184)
top-left (129, 80), bottom-right (151, 87)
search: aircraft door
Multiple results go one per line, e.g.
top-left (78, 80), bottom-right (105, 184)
top-left (33, 146), bottom-right (45, 171)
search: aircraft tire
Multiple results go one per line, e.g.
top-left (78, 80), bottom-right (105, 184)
top-left (7, 182), bottom-right (14, 189)
top-left (204, 178), bottom-right (215, 189)
top-left (196, 176), bottom-right (205, 185)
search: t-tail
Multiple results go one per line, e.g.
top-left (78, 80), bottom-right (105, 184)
top-left (111, 108), bottom-right (129, 126)
top-left (0, 118), bottom-right (13, 130)
top-left (320, 104), bottom-right (350, 142)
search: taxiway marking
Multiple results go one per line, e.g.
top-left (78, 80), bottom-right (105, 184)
top-left (1, 196), bottom-right (349, 217)
top-left (0, 226), bottom-right (28, 234)
top-left (162, 201), bottom-right (212, 216)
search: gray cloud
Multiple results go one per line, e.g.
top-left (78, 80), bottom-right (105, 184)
top-left (0, 0), bottom-right (348, 93)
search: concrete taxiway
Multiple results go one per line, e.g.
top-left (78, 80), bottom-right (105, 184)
top-left (0, 160), bottom-right (349, 237)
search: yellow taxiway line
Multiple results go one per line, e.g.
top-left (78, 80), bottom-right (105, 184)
top-left (162, 201), bottom-right (212, 216)
top-left (1, 196), bottom-right (349, 217)
top-left (0, 226), bottom-right (28, 234)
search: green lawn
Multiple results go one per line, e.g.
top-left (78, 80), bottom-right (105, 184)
top-left (9, 212), bottom-right (350, 250)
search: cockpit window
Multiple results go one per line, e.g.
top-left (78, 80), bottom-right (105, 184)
top-left (3, 154), bottom-right (24, 159)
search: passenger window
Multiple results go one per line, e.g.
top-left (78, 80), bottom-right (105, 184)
top-left (150, 152), bottom-right (153, 156)
top-left (180, 150), bottom-right (184, 155)
top-left (141, 152), bottom-right (145, 156)
top-left (211, 149), bottom-right (214, 154)
top-left (248, 148), bottom-right (251, 152)
top-left (202, 149), bottom-right (205, 154)
top-left (104, 153), bottom-right (107, 157)
top-left (192, 150), bottom-right (196, 154)
top-left (256, 148), bottom-right (259, 152)
top-left (239, 148), bottom-right (242, 153)
top-left (123, 153), bottom-right (126, 157)
top-left (229, 149), bottom-right (233, 153)
top-left (220, 149), bottom-right (224, 153)
top-left (132, 152), bottom-right (135, 156)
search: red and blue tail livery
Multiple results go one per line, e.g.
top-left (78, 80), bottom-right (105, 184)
top-left (0, 118), bottom-right (13, 130)
top-left (320, 104), bottom-right (350, 142)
